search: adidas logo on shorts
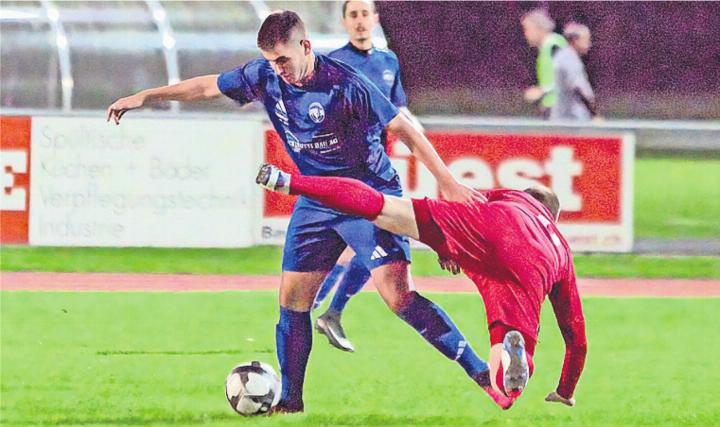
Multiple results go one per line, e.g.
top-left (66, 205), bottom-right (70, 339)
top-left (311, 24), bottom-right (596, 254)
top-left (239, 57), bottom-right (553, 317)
top-left (370, 246), bottom-right (388, 260)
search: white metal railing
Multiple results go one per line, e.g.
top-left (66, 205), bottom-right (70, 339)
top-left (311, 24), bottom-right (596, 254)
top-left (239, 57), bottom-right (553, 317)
top-left (1, 108), bottom-right (717, 152)
top-left (40, 0), bottom-right (72, 111)
top-left (145, 0), bottom-right (180, 112)
top-left (1, 1), bottom-right (384, 111)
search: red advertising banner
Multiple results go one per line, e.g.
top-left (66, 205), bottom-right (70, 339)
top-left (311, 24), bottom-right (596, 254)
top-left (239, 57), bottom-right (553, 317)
top-left (0, 116), bottom-right (31, 244)
top-left (263, 130), bottom-right (634, 252)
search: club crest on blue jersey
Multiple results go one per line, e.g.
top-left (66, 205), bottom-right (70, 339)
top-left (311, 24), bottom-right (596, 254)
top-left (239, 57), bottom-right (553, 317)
top-left (216, 55), bottom-right (400, 178)
top-left (275, 100), bottom-right (288, 125)
top-left (308, 102), bottom-right (325, 123)
top-left (382, 69), bottom-right (395, 86)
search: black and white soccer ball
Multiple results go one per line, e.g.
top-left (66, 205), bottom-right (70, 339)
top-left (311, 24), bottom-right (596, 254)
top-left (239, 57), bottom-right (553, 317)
top-left (225, 361), bottom-right (281, 416)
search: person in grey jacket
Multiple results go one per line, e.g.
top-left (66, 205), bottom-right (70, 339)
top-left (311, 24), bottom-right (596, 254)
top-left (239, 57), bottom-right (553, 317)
top-left (550, 23), bottom-right (597, 121)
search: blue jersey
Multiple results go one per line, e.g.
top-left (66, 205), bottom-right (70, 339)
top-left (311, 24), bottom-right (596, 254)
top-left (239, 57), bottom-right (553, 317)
top-left (328, 43), bottom-right (408, 107)
top-left (217, 54), bottom-right (400, 185)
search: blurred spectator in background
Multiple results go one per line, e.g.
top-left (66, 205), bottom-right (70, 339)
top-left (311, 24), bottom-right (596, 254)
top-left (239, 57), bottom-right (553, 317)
top-left (331, 0), bottom-right (422, 130)
top-left (521, 9), bottom-right (567, 118)
top-left (550, 23), bottom-right (597, 121)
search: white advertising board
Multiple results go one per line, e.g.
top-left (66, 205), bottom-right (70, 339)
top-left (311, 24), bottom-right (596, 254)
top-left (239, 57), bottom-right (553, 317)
top-left (29, 116), bottom-right (264, 247)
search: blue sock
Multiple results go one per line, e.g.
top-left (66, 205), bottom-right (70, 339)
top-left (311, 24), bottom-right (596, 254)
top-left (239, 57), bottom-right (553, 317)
top-left (312, 264), bottom-right (346, 310)
top-left (329, 255), bottom-right (371, 313)
top-left (276, 307), bottom-right (312, 409)
top-left (398, 292), bottom-right (488, 378)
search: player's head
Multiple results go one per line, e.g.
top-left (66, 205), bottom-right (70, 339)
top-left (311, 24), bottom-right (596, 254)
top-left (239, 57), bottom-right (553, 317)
top-left (564, 22), bottom-right (592, 56)
top-left (524, 185), bottom-right (561, 221)
top-left (521, 9), bottom-right (555, 47)
top-left (341, 1), bottom-right (378, 45)
top-left (257, 10), bottom-right (313, 85)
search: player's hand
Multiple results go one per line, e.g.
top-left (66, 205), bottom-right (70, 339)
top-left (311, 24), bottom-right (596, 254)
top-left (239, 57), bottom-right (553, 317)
top-left (439, 181), bottom-right (483, 203)
top-left (524, 86), bottom-right (544, 103)
top-left (107, 93), bottom-right (145, 125)
top-left (438, 257), bottom-right (461, 275)
top-left (545, 391), bottom-right (576, 407)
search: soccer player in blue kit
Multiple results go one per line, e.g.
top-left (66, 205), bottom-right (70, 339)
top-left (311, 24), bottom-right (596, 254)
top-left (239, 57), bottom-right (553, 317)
top-left (313, 0), bottom-right (425, 353)
top-left (107, 10), bottom-right (509, 413)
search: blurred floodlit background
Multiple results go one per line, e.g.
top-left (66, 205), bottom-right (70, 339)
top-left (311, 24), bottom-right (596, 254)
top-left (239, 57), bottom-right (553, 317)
top-left (1, 1), bottom-right (718, 118)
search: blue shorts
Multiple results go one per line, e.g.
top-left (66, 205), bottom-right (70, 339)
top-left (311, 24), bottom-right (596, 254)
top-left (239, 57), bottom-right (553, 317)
top-left (281, 177), bottom-right (411, 272)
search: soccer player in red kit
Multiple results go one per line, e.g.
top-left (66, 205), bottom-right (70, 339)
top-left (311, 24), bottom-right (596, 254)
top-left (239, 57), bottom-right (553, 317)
top-left (257, 164), bottom-right (587, 408)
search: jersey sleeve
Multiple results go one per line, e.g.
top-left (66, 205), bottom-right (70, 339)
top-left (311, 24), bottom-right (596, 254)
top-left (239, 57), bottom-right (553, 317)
top-left (548, 264), bottom-right (588, 399)
top-left (389, 55), bottom-right (408, 107)
top-left (216, 59), bottom-right (267, 105)
top-left (347, 75), bottom-right (399, 129)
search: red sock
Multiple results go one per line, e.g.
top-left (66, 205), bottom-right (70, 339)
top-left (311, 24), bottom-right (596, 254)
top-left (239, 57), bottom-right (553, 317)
top-left (289, 175), bottom-right (385, 220)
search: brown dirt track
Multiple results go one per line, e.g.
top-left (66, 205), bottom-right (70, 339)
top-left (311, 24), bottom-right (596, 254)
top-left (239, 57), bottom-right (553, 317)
top-left (1, 272), bottom-right (718, 297)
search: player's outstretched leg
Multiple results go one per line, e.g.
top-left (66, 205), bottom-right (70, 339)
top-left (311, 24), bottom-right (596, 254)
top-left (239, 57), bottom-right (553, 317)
top-left (368, 260), bottom-right (512, 410)
top-left (258, 165), bottom-right (514, 409)
top-left (257, 164), bottom-right (385, 220)
top-left (257, 164), bottom-right (422, 241)
top-left (394, 289), bottom-right (512, 409)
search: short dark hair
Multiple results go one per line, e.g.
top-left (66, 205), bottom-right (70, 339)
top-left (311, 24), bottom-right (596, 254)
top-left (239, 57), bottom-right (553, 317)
top-left (257, 10), bottom-right (306, 51)
top-left (524, 186), bottom-right (560, 220)
top-left (342, 0), bottom-right (375, 18)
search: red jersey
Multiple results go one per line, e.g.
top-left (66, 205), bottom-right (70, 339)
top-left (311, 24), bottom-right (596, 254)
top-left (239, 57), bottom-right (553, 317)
top-left (425, 189), bottom-right (587, 398)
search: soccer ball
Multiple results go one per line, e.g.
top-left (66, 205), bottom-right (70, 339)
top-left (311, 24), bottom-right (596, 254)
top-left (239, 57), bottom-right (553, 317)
top-left (225, 361), bottom-right (281, 416)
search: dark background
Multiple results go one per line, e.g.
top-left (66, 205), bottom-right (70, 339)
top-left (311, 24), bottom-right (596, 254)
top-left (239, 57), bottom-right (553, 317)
top-left (377, 1), bottom-right (720, 119)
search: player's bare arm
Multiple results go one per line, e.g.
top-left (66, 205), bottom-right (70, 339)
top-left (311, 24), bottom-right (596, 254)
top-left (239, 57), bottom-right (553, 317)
top-left (398, 106), bottom-right (424, 133)
top-left (386, 114), bottom-right (477, 203)
top-left (106, 74), bottom-right (222, 125)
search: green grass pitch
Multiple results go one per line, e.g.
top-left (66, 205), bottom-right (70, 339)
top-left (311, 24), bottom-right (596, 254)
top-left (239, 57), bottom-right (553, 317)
top-left (1, 158), bottom-right (718, 426)
top-left (2, 291), bottom-right (719, 426)
top-left (2, 246), bottom-right (719, 278)
top-left (634, 158), bottom-right (719, 239)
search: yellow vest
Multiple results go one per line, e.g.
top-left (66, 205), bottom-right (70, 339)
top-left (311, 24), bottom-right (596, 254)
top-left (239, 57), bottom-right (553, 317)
top-left (537, 33), bottom-right (568, 108)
